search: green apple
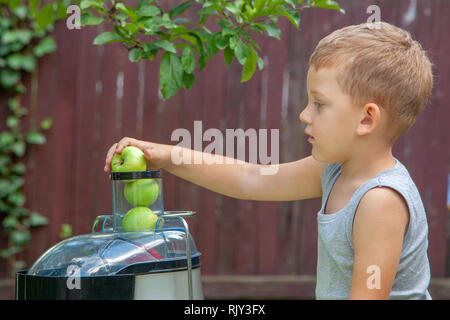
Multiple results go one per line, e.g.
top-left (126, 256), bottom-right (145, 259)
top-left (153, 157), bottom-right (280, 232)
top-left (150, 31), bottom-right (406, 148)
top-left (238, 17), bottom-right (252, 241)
top-left (124, 179), bottom-right (159, 206)
top-left (121, 207), bottom-right (159, 231)
top-left (111, 146), bottom-right (146, 172)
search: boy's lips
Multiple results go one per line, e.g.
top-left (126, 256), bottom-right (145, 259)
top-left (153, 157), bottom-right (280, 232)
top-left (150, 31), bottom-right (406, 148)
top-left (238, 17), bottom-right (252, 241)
top-left (304, 130), bottom-right (314, 142)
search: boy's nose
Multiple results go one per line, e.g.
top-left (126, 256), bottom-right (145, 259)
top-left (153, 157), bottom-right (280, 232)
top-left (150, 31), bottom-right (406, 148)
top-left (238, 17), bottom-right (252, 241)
top-left (299, 107), bottom-right (310, 124)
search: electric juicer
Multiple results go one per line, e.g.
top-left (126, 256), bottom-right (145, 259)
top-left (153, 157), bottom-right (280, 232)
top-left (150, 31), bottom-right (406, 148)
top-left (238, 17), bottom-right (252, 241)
top-left (16, 169), bottom-right (203, 300)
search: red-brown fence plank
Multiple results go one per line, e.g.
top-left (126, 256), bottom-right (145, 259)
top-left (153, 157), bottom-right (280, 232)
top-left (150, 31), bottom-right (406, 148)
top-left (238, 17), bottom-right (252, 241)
top-left (196, 54), bottom-right (226, 275)
top-left (214, 58), bottom-right (246, 275)
top-left (72, 22), bottom-right (103, 236)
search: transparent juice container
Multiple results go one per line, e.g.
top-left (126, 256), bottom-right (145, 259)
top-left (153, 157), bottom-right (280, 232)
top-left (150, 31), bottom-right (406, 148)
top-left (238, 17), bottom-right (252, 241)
top-left (110, 170), bottom-right (164, 232)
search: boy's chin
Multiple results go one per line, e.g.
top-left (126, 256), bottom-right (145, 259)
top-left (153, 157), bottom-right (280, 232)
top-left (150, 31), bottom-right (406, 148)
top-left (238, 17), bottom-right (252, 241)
top-left (311, 150), bottom-right (324, 162)
top-left (311, 149), bottom-right (333, 164)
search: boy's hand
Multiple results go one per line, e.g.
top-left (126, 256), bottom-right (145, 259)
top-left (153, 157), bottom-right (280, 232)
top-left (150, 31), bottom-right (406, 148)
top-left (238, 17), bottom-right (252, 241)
top-left (104, 137), bottom-right (172, 173)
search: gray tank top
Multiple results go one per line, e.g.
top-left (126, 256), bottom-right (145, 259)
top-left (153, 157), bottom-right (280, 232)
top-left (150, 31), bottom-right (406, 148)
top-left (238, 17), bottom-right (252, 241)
top-left (316, 157), bottom-right (432, 299)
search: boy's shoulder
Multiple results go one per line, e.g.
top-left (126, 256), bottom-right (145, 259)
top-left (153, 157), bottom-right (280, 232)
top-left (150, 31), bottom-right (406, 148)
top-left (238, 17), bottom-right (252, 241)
top-left (321, 158), bottom-right (424, 213)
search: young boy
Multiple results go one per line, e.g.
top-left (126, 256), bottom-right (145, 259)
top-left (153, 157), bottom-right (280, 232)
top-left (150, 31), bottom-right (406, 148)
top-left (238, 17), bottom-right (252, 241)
top-left (104, 22), bottom-right (433, 300)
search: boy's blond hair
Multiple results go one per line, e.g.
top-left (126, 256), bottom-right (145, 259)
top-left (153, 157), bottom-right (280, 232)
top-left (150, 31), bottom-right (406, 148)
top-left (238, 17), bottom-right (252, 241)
top-left (309, 22), bottom-right (433, 145)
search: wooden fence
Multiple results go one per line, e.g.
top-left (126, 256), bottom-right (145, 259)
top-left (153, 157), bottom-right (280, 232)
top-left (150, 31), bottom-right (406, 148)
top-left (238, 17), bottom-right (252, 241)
top-left (1, 0), bottom-right (449, 299)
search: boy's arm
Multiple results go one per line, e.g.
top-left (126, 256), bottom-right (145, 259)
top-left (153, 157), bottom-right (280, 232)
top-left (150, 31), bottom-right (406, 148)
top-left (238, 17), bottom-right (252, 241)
top-left (349, 187), bottom-right (410, 300)
top-left (105, 137), bottom-right (326, 201)
top-left (240, 155), bottom-right (327, 201)
top-left (167, 152), bottom-right (326, 201)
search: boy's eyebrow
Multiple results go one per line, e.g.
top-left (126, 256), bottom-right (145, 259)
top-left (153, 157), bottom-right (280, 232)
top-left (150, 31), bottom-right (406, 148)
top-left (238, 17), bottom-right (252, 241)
top-left (310, 89), bottom-right (327, 98)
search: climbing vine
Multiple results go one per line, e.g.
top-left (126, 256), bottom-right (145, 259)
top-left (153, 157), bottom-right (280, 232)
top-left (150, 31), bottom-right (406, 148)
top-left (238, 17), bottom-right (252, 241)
top-left (0, 0), bottom-right (71, 276)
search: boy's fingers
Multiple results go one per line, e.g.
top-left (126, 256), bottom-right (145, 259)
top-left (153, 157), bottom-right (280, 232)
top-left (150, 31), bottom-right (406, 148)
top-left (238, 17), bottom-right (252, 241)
top-left (115, 137), bottom-right (134, 154)
top-left (106, 143), bottom-right (118, 163)
top-left (104, 143), bottom-right (118, 172)
top-left (105, 138), bottom-right (151, 172)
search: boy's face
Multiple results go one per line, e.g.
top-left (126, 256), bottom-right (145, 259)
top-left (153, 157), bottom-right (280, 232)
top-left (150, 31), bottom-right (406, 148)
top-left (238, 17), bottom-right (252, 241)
top-left (299, 65), bottom-right (363, 163)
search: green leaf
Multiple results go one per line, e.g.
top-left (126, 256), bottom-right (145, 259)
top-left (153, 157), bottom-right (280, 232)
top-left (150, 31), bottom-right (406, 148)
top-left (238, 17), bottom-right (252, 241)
top-left (8, 192), bottom-right (25, 207)
top-left (138, 0), bottom-right (156, 9)
top-left (215, 35), bottom-right (229, 50)
top-left (6, 53), bottom-right (23, 70)
top-left (169, 0), bottom-right (193, 18)
top-left (234, 40), bottom-right (249, 65)
top-left (26, 131), bottom-right (46, 145)
top-left (29, 0), bottom-right (40, 17)
top-left (33, 36), bottom-right (57, 57)
top-left (259, 23), bottom-right (281, 39)
top-left (0, 69), bottom-right (21, 89)
top-left (11, 141), bottom-right (26, 157)
top-left (128, 47), bottom-right (143, 62)
top-left (11, 163), bottom-right (26, 175)
top-left (40, 117), bottom-right (53, 130)
top-left (257, 56), bottom-right (264, 70)
top-left (139, 17), bottom-right (159, 33)
top-left (0, 180), bottom-right (10, 197)
top-left (10, 206), bottom-right (27, 218)
top-left (217, 18), bottom-right (233, 29)
top-left (14, 83), bottom-right (26, 94)
top-left (93, 32), bottom-right (123, 45)
top-left (182, 71), bottom-right (195, 90)
top-left (2, 216), bottom-right (19, 229)
top-left (7, 0), bottom-right (20, 11)
top-left (198, 54), bottom-right (208, 72)
top-left (160, 52), bottom-right (183, 100)
top-left (6, 116), bottom-right (19, 129)
top-left (224, 3), bottom-right (241, 16)
top-left (229, 35), bottom-right (238, 50)
top-left (311, 0), bottom-right (345, 13)
top-left (80, 0), bottom-right (103, 10)
top-left (116, 3), bottom-right (138, 23)
top-left (0, 155), bottom-right (11, 166)
top-left (13, 5), bottom-right (28, 20)
top-left (224, 46), bottom-right (234, 67)
top-left (27, 212), bottom-right (49, 227)
top-left (10, 177), bottom-right (24, 192)
top-left (56, 1), bottom-right (67, 19)
top-left (181, 46), bottom-right (195, 73)
top-left (137, 5), bottom-right (160, 18)
top-left (21, 54), bottom-right (36, 72)
top-left (36, 3), bottom-right (54, 31)
top-left (7, 54), bottom-right (36, 72)
top-left (11, 230), bottom-right (30, 246)
top-left (197, 7), bottom-right (218, 24)
top-left (241, 45), bottom-right (257, 82)
top-left (59, 223), bottom-right (72, 239)
top-left (114, 25), bottom-right (130, 38)
top-left (80, 12), bottom-right (104, 26)
top-left (153, 39), bottom-right (177, 53)
top-left (206, 33), bottom-right (219, 57)
top-left (277, 6), bottom-right (300, 28)
top-left (1, 29), bottom-right (32, 44)
top-left (0, 249), bottom-right (12, 259)
top-left (124, 23), bottom-right (139, 36)
top-left (255, 0), bottom-right (266, 11)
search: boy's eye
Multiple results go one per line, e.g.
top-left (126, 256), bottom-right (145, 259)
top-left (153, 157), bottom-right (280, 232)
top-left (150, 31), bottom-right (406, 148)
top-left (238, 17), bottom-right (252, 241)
top-left (314, 101), bottom-right (324, 108)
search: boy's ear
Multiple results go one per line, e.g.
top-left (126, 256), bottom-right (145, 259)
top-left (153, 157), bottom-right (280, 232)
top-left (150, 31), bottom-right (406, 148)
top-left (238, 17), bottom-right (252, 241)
top-left (356, 103), bottom-right (381, 136)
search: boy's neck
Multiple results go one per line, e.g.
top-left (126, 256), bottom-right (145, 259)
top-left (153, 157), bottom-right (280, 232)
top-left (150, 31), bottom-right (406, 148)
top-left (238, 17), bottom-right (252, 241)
top-left (339, 148), bottom-right (396, 182)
